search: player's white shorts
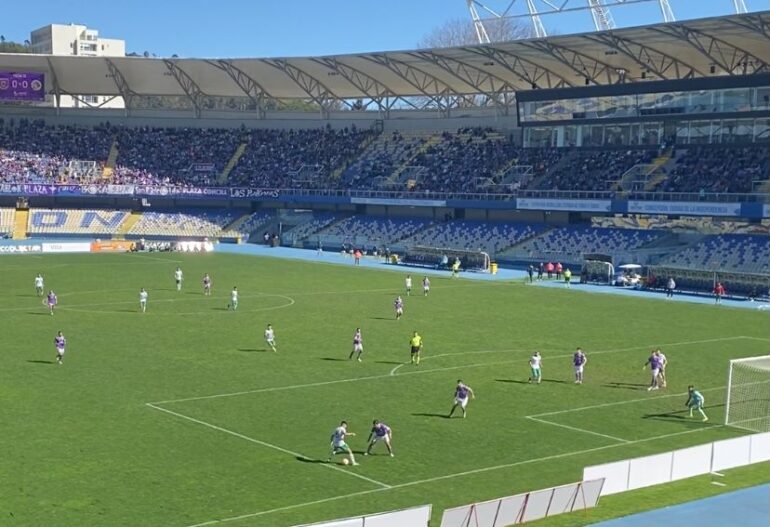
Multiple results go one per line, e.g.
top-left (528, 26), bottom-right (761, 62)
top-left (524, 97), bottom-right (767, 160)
top-left (56, 348), bottom-right (65, 356)
top-left (574, 365), bottom-right (584, 374)
top-left (454, 396), bottom-right (469, 409)
top-left (371, 434), bottom-right (389, 443)
top-left (396, 308), bottom-right (403, 315)
top-left (423, 286), bottom-right (430, 292)
top-left (353, 343), bottom-right (363, 352)
top-left (651, 368), bottom-right (660, 377)
top-left (266, 338), bottom-right (275, 345)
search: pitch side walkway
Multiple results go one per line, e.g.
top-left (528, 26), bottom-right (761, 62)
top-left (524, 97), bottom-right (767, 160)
top-left (589, 484), bottom-right (770, 527)
top-left (214, 244), bottom-right (769, 311)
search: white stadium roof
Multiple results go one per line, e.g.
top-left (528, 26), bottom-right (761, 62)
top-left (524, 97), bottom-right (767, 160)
top-left (1, 11), bottom-right (768, 113)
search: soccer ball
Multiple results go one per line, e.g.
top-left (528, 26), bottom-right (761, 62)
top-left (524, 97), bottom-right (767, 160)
top-left (341, 458), bottom-right (350, 466)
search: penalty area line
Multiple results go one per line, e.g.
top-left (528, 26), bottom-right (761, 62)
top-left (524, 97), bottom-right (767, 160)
top-left (145, 403), bottom-right (391, 490)
top-left (525, 416), bottom-right (630, 443)
top-left (182, 426), bottom-right (719, 527)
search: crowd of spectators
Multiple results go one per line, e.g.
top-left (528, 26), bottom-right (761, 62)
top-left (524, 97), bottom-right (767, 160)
top-left (115, 126), bottom-right (243, 186)
top-left (653, 145), bottom-right (769, 194)
top-left (0, 119), bottom-right (112, 183)
top-left (230, 125), bottom-right (374, 188)
top-left (535, 148), bottom-right (657, 191)
top-left (1, 120), bottom-right (768, 196)
top-left (407, 128), bottom-right (518, 192)
top-left (339, 131), bottom-right (425, 189)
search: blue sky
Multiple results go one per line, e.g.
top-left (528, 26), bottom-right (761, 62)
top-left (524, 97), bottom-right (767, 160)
top-left (1, 0), bottom-right (767, 58)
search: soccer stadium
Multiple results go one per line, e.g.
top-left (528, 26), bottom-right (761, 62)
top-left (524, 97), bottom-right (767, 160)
top-left (1, 1), bottom-right (769, 526)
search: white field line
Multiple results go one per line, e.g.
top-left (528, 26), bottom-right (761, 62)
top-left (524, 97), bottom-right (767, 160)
top-left (0, 282), bottom-right (482, 314)
top-left (150, 336), bottom-right (753, 405)
top-left (388, 335), bottom-right (748, 376)
top-left (182, 426), bottom-right (719, 527)
top-left (146, 403), bottom-right (391, 490)
top-left (525, 416), bottom-right (631, 443)
top-left (528, 385), bottom-right (727, 418)
top-left (0, 292), bottom-right (296, 314)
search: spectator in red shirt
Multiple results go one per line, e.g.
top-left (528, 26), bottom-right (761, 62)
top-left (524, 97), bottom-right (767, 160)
top-left (545, 262), bottom-right (554, 279)
top-left (555, 262), bottom-right (563, 280)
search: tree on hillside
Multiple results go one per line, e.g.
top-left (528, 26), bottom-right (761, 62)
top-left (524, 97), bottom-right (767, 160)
top-left (416, 17), bottom-right (530, 108)
top-left (0, 38), bottom-right (32, 54)
top-left (418, 17), bottom-right (531, 49)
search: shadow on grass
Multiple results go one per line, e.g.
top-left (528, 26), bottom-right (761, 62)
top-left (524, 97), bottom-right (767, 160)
top-left (237, 348), bottom-right (270, 353)
top-left (296, 456), bottom-right (340, 465)
top-left (374, 360), bottom-right (404, 365)
top-left (605, 382), bottom-right (649, 390)
top-left (411, 412), bottom-right (449, 419)
top-left (28, 312), bottom-right (52, 316)
top-left (27, 359), bottom-right (55, 365)
top-left (320, 357), bottom-right (349, 362)
top-left (369, 317), bottom-right (394, 320)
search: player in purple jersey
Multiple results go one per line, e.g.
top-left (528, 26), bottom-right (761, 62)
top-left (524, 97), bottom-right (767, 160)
top-left (46, 290), bottom-right (58, 315)
top-left (365, 420), bottom-right (394, 457)
top-left (348, 328), bottom-right (364, 362)
top-left (202, 274), bottom-right (212, 296)
top-left (573, 348), bottom-right (587, 384)
top-left (394, 296), bottom-right (404, 320)
top-left (642, 350), bottom-right (662, 391)
top-left (448, 380), bottom-right (475, 418)
top-left (54, 331), bottom-right (66, 365)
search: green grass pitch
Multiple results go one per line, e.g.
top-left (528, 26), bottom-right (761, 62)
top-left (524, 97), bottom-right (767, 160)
top-left (1, 252), bottom-right (767, 527)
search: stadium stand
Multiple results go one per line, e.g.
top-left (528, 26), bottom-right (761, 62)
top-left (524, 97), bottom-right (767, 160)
top-left (653, 145), bottom-right (770, 193)
top-left (0, 208), bottom-right (14, 236)
top-left (399, 220), bottom-right (546, 255)
top-left (339, 131), bottom-right (428, 189)
top-left (315, 216), bottom-right (433, 246)
top-left (219, 210), bottom-right (275, 239)
top-left (114, 127), bottom-right (242, 185)
top-left (510, 226), bottom-right (666, 262)
top-left (127, 210), bottom-right (242, 238)
top-left (534, 148), bottom-right (658, 191)
top-left (0, 119), bottom-right (113, 183)
top-left (406, 128), bottom-right (517, 192)
top-left (2, 119), bottom-right (767, 197)
top-left (280, 213), bottom-right (343, 246)
top-left (229, 126), bottom-right (374, 188)
top-left (27, 209), bottom-right (128, 235)
top-left (659, 234), bottom-right (770, 274)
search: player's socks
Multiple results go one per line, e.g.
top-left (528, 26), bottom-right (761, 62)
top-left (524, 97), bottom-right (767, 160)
top-left (415, 356), bottom-right (420, 365)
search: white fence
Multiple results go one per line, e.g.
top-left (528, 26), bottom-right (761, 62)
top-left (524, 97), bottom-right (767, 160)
top-left (439, 479), bottom-right (605, 527)
top-left (584, 432), bottom-right (770, 496)
top-left (292, 504), bottom-right (432, 527)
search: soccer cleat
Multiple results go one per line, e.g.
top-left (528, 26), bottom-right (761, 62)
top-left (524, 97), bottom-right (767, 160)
top-left (647, 386), bottom-right (653, 391)
top-left (352, 462), bottom-right (359, 466)
top-left (390, 453), bottom-right (394, 457)
top-left (703, 416), bottom-right (709, 422)
top-left (357, 358), bottom-right (362, 362)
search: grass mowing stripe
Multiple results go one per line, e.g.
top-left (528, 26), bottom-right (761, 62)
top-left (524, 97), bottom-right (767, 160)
top-left (152, 336), bottom-right (749, 405)
top-left (183, 426), bottom-right (720, 527)
top-left (146, 403), bottom-right (391, 489)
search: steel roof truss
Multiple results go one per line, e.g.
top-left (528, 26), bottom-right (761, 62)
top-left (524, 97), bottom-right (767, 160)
top-left (650, 24), bottom-right (768, 74)
top-left (163, 59), bottom-right (206, 116)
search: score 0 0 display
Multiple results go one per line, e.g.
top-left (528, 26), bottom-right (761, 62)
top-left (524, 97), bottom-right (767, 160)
top-left (0, 71), bottom-right (45, 101)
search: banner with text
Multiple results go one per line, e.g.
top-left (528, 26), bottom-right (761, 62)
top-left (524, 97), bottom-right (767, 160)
top-left (516, 198), bottom-right (612, 212)
top-left (41, 242), bottom-right (92, 254)
top-left (627, 200), bottom-right (742, 217)
top-left (0, 243), bottom-right (43, 254)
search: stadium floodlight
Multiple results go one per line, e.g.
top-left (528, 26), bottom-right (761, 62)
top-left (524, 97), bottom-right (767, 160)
top-left (464, 0), bottom-right (683, 40)
top-left (725, 355), bottom-right (770, 433)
